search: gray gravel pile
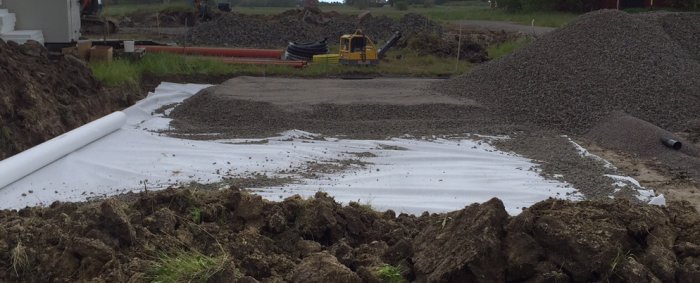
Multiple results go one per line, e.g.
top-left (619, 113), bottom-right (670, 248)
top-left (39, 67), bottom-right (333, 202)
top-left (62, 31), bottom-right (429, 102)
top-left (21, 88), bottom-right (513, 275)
top-left (586, 112), bottom-right (700, 179)
top-left (439, 10), bottom-right (700, 134)
top-left (653, 12), bottom-right (700, 60)
top-left (182, 11), bottom-right (443, 48)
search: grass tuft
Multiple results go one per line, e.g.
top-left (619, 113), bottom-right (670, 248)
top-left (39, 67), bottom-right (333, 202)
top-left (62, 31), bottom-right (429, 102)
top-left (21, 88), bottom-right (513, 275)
top-left (377, 264), bottom-right (406, 283)
top-left (486, 37), bottom-right (534, 60)
top-left (10, 241), bottom-right (29, 276)
top-left (90, 59), bottom-right (142, 87)
top-left (147, 250), bottom-right (230, 283)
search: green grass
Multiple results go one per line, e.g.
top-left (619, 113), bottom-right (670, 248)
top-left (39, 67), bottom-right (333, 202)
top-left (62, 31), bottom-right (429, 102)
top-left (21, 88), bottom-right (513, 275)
top-left (90, 50), bottom-right (472, 87)
top-left (147, 251), bottom-right (231, 283)
top-left (376, 264), bottom-right (406, 283)
top-left (190, 207), bottom-right (203, 224)
top-left (90, 59), bottom-right (141, 87)
top-left (486, 37), bottom-right (533, 60)
top-left (102, 1), bottom-right (576, 27)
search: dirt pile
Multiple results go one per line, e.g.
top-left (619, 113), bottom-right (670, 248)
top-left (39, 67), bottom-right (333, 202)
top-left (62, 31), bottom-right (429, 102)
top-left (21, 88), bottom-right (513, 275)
top-left (438, 10), bottom-right (700, 134)
top-left (0, 188), bottom-right (698, 282)
top-left (182, 11), bottom-right (443, 49)
top-left (120, 11), bottom-right (198, 28)
top-left (405, 32), bottom-right (489, 63)
top-left (0, 40), bottom-right (126, 160)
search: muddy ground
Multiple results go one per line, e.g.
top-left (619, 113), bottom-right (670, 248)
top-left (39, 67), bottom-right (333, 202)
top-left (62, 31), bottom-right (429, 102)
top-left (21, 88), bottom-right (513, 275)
top-left (0, 40), bottom-right (133, 160)
top-left (0, 188), bottom-right (698, 283)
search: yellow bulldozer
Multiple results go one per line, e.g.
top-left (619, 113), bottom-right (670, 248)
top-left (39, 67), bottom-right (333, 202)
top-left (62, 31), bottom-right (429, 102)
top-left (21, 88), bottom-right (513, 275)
top-left (338, 30), bottom-right (402, 66)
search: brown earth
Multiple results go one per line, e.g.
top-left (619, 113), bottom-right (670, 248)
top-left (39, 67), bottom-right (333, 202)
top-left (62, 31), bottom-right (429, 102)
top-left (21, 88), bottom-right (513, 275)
top-left (0, 187), bottom-right (698, 282)
top-left (0, 40), bottom-right (130, 160)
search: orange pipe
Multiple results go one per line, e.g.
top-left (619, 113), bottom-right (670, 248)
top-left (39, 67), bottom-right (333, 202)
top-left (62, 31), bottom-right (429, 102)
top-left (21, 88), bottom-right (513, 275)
top-left (137, 45), bottom-right (284, 59)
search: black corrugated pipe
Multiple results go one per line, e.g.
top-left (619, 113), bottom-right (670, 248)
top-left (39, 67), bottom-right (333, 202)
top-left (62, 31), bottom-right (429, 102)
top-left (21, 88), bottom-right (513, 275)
top-left (661, 137), bottom-right (682, 150)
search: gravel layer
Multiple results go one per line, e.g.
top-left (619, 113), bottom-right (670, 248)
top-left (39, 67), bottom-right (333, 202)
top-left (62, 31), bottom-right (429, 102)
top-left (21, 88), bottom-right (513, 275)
top-left (586, 112), bottom-right (700, 180)
top-left (182, 12), bottom-right (443, 48)
top-left (493, 131), bottom-right (627, 200)
top-left (438, 10), bottom-right (700, 134)
top-left (167, 77), bottom-right (521, 139)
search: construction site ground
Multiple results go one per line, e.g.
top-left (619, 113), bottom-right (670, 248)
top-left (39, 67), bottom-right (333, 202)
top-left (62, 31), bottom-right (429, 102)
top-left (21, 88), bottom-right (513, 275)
top-left (0, 6), bottom-right (699, 283)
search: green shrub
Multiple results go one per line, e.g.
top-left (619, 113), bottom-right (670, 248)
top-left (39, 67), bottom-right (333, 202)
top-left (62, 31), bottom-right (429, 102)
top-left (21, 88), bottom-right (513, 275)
top-left (395, 0), bottom-right (410, 10)
top-left (377, 264), bottom-right (406, 283)
top-left (500, 0), bottom-right (523, 12)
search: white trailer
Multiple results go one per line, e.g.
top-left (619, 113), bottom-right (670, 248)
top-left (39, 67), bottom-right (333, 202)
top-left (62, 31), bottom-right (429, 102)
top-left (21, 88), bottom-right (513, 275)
top-left (0, 0), bottom-right (81, 44)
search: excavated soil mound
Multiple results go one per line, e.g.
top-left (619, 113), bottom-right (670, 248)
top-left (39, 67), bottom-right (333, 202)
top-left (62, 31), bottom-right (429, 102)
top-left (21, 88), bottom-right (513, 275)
top-left (0, 40), bottom-right (125, 160)
top-left (182, 12), bottom-right (443, 48)
top-left (439, 10), bottom-right (700, 134)
top-left (405, 32), bottom-right (489, 63)
top-left (120, 11), bottom-right (198, 28)
top-left (0, 188), bottom-right (698, 282)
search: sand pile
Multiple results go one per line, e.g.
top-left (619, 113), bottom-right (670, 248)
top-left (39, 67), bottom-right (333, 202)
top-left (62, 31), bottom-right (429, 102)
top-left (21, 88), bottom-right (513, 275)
top-left (0, 40), bottom-right (124, 160)
top-left (439, 10), bottom-right (700, 134)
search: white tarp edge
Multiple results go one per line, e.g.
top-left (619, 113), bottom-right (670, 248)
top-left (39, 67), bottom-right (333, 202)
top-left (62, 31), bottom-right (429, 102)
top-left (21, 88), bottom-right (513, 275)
top-left (0, 111), bottom-right (126, 189)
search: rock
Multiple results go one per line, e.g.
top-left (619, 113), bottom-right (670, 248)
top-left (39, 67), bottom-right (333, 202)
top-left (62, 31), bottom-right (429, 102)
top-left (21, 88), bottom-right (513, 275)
top-left (412, 198), bottom-right (509, 282)
top-left (290, 252), bottom-right (362, 283)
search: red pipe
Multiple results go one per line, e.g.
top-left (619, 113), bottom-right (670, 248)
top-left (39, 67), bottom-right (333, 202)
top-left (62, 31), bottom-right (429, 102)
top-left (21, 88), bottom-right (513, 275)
top-left (137, 45), bottom-right (284, 59)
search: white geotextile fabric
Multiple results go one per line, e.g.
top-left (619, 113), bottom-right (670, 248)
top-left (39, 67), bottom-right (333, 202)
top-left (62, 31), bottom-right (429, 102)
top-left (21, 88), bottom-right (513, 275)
top-left (0, 82), bottom-right (642, 215)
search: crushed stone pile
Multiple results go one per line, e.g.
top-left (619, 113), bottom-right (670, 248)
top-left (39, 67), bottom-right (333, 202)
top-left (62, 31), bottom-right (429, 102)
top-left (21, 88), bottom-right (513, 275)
top-left (0, 188), bottom-right (698, 282)
top-left (0, 40), bottom-right (126, 160)
top-left (639, 12), bottom-right (700, 61)
top-left (439, 10), bottom-right (700, 134)
top-left (182, 11), bottom-right (444, 49)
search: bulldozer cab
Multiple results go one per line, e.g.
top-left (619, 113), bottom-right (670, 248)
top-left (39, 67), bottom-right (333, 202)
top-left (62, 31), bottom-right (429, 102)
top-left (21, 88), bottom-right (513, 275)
top-left (339, 30), bottom-right (378, 65)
